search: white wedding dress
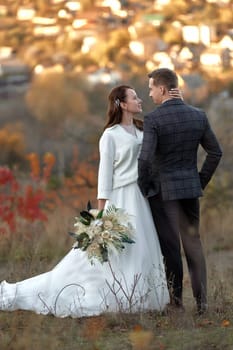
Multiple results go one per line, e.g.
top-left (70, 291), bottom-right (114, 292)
top-left (0, 126), bottom-right (169, 318)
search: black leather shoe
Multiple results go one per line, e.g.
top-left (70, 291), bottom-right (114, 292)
top-left (196, 302), bottom-right (208, 316)
top-left (163, 302), bottom-right (185, 315)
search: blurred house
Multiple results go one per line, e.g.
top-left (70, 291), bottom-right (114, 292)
top-left (0, 5), bottom-right (8, 16)
top-left (17, 7), bottom-right (36, 21)
top-left (178, 47), bottom-right (193, 62)
top-left (65, 1), bottom-right (82, 12)
top-left (153, 51), bottom-right (174, 69)
top-left (182, 25), bottom-right (215, 46)
top-left (33, 25), bottom-right (62, 37)
top-left (97, 0), bottom-right (121, 9)
top-left (218, 35), bottom-right (233, 50)
top-left (51, 0), bottom-right (66, 4)
top-left (129, 41), bottom-right (144, 56)
top-left (206, 0), bottom-right (230, 2)
top-left (200, 49), bottom-right (222, 70)
top-left (0, 59), bottom-right (30, 95)
top-left (200, 34), bottom-right (233, 70)
top-left (0, 47), bottom-right (14, 60)
top-left (87, 68), bottom-right (122, 85)
top-left (32, 17), bottom-right (57, 25)
top-left (154, 0), bottom-right (170, 10)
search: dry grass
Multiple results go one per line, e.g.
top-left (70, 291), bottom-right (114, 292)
top-left (0, 206), bottom-right (233, 350)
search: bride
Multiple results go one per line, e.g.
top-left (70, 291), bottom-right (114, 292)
top-left (0, 85), bottom-right (172, 318)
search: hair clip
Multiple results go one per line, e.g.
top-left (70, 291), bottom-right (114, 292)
top-left (115, 98), bottom-right (120, 107)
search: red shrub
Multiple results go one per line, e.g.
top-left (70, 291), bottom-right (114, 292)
top-left (0, 166), bottom-right (47, 234)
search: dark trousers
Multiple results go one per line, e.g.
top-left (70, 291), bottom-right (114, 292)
top-left (149, 194), bottom-right (207, 306)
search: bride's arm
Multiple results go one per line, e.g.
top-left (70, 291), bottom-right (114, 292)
top-left (97, 132), bottom-right (115, 211)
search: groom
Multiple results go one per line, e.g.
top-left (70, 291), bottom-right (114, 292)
top-left (138, 68), bottom-right (222, 315)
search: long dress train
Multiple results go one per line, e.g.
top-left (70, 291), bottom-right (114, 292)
top-left (0, 183), bottom-right (169, 318)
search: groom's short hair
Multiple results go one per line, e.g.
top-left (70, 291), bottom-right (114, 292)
top-left (148, 68), bottom-right (178, 90)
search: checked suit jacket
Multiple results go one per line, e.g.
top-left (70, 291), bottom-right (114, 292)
top-left (138, 98), bottom-right (222, 200)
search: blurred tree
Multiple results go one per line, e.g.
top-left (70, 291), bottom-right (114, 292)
top-left (0, 32), bottom-right (6, 46)
top-left (79, 0), bottom-right (96, 10)
top-left (87, 83), bottom-right (109, 116)
top-left (227, 81), bottom-right (233, 97)
top-left (72, 52), bottom-right (99, 68)
top-left (88, 29), bottom-right (131, 68)
top-left (0, 123), bottom-right (26, 167)
top-left (23, 41), bottom-right (56, 68)
top-left (7, 25), bottom-right (28, 47)
top-left (56, 33), bottom-right (83, 54)
top-left (106, 29), bottom-right (131, 62)
top-left (162, 25), bottom-right (183, 45)
top-left (218, 7), bottom-right (233, 27)
top-left (25, 72), bottom-right (90, 179)
top-left (36, 0), bottom-right (50, 15)
top-left (88, 40), bottom-right (109, 68)
top-left (162, 0), bottom-right (189, 19)
top-left (204, 95), bottom-right (233, 209)
top-left (26, 72), bottom-right (88, 130)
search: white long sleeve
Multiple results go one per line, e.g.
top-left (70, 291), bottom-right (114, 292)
top-left (97, 130), bottom-right (115, 199)
top-left (97, 125), bottom-right (143, 199)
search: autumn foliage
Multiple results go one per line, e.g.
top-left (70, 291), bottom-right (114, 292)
top-left (0, 148), bottom-right (98, 235)
top-left (0, 166), bottom-right (47, 234)
top-left (0, 124), bottom-right (26, 165)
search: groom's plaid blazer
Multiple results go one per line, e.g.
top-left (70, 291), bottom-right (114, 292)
top-left (138, 98), bottom-right (222, 200)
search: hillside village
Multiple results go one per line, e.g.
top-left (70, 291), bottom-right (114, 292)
top-left (0, 0), bottom-right (233, 97)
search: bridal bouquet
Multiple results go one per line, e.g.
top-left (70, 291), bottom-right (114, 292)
top-left (69, 203), bottom-right (135, 264)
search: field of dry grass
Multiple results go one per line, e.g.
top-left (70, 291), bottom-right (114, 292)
top-left (0, 206), bottom-right (233, 350)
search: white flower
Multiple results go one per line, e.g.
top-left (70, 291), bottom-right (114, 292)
top-left (89, 209), bottom-right (100, 218)
top-left (101, 231), bottom-right (111, 240)
top-left (74, 221), bottom-right (86, 234)
top-left (70, 204), bottom-right (135, 264)
top-left (103, 220), bottom-right (113, 230)
top-left (87, 242), bottom-right (100, 256)
top-left (87, 224), bottom-right (102, 238)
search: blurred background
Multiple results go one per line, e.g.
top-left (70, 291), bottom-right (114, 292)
top-left (0, 2), bottom-right (233, 347)
top-left (0, 0), bottom-right (232, 232)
